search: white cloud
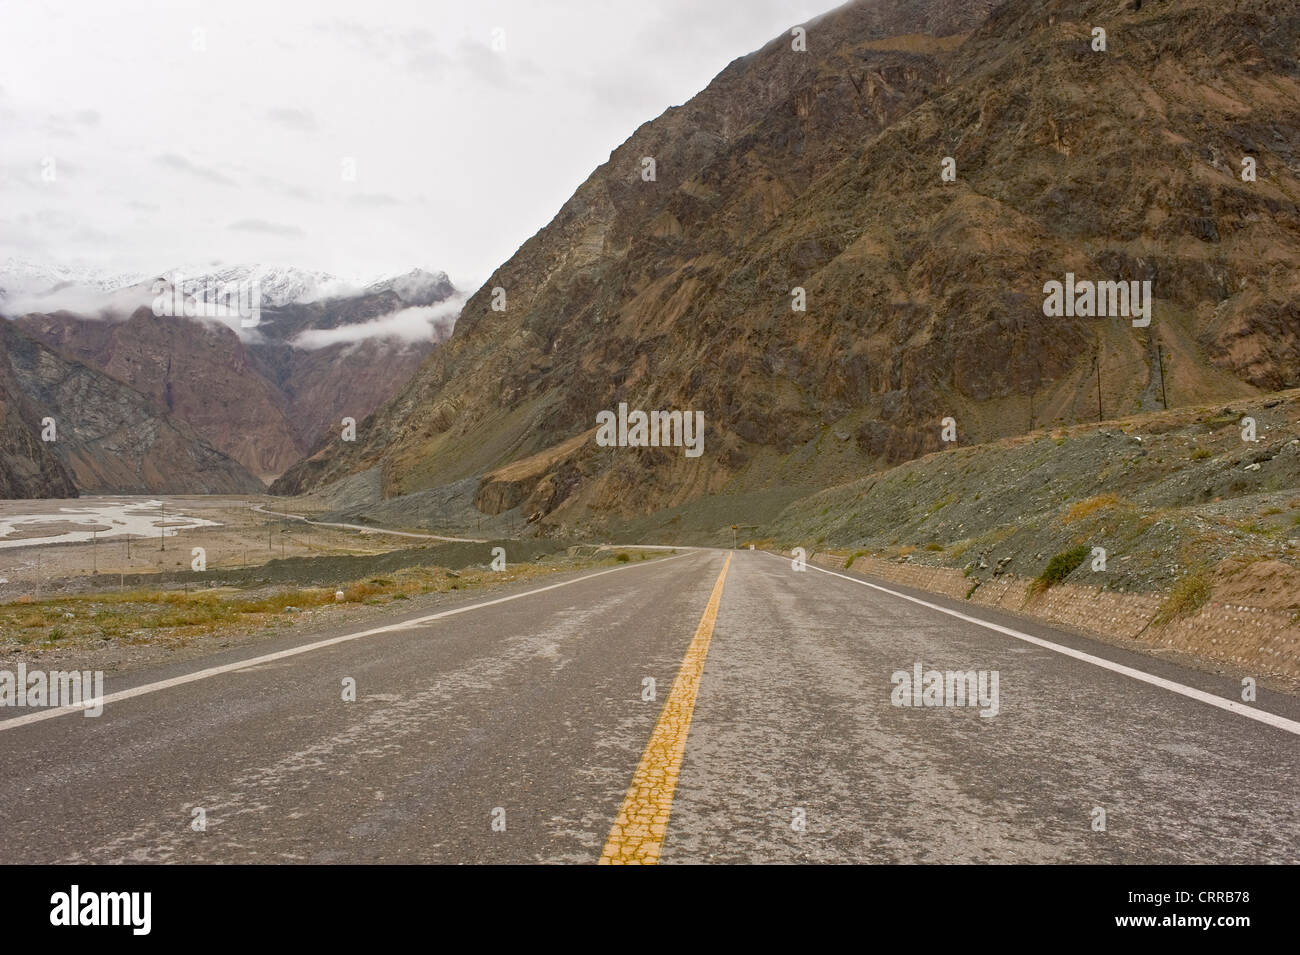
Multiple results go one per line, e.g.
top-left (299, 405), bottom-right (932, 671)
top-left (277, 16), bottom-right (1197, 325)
top-left (291, 296), bottom-right (463, 349)
top-left (1, 282), bottom-right (152, 318)
top-left (0, 0), bottom-right (832, 287)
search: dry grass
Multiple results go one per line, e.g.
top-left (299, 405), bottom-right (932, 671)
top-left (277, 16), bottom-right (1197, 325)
top-left (1153, 571), bottom-right (1213, 626)
top-left (0, 554), bottom-right (635, 651)
top-left (948, 538), bottom-right (976, 560)
top-left (1061, 494), bottom-right (1122, 525)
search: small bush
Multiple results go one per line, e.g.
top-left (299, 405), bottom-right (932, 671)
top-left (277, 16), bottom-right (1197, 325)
top-left (845, 550), bottom-right (868, 569)
top-left (1032, 545), bottom-right (1090, 593)
top-left (615, 552), bottom-right (630, 562)
top-left (1191, 448), bottom-right (1212, 460)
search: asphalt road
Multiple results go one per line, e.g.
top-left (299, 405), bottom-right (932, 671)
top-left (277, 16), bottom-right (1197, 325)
top-left (1, 549), bottom-right (1296, 864)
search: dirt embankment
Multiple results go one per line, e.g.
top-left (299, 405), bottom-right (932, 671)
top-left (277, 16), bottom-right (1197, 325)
top-left (768, 390), bottom-right (1300, 687)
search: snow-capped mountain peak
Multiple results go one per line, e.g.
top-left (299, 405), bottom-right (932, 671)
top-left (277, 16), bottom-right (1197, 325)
top-left (0, 257), bottom-right (146, 301)
top-left (0, 259), bottom-right (457, 322)
top-left (150, 264), bottom-right (356, 308)
top-left (363, 268), bottom-right (455, 305)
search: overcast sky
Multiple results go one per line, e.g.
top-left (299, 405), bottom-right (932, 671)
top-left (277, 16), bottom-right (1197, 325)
top-left (0, 0), bottom-right (834, 292)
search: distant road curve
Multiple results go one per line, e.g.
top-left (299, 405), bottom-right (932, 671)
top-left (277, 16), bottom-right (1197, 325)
top-left (250, 504), bottom-right (487, 544)
top-left (248, 503), bottom-right (699, 552)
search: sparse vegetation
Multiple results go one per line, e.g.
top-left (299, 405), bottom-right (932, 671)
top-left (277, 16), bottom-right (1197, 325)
top-left (0, 551), bottom-right (643, 651)
top-left (1062, 494), bottom-right (1121, 525)
top-left (926, 494), bottom-right (956, 515)
top-left (949, 538), bottom-right (975, 560)
top-left (845, 550), bottom-right (868, 569)
top-left (1153, 572), bottom-right (1213, 626)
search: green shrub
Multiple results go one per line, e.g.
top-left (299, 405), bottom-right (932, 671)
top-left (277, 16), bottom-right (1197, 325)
top-left (1032, 545), bottom-right (1090, 593)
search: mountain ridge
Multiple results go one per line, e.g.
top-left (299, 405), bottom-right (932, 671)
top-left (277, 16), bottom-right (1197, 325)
top-left (4, 265), bottom-right (460, 480)
top-left (0, 319), bottom-right (263, 495)
top-left (273, 0), bottom-right (1298, 534)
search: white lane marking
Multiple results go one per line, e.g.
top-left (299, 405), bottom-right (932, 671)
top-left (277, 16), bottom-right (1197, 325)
top-left (0, 551), bottom-right (700, 733)
top-left (762, 552), bottom-right (1300, 737)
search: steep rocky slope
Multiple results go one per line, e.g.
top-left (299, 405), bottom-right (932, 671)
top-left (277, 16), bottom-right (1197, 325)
top-left (16, 308), bottom-right (301, 477)
top-left (769, 389), bottom-right (1300, 596)
top-left (0, 320), bottom-right (264, 495)
top-left (0, 326), bottom-right (78, 499)
top-left (275, 0), bottom-right (1299, 532)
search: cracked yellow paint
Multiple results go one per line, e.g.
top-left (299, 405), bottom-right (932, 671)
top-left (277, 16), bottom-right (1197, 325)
top-left (599, 552), bottom-right (732, 865)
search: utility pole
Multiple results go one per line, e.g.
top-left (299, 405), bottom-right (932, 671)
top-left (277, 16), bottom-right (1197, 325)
top-left (1157, 343), bottom-right (1168, 410)
top-left (160, 500), bottom-right (165, 552)
top-left (92, 529), bottom-right (97, 574)
top-left (1094, 349), bottom-right (1103, 423)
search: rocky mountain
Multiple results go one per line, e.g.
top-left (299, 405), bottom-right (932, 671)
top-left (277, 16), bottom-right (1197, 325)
top-left (0, 327), bottom-right (79, 499)
top-left (274, 0), bottom-right (1300, 534)
top-left (5, 267), bottom-right (458, 480)
top-left (0, 320), bottom-right (262, 495)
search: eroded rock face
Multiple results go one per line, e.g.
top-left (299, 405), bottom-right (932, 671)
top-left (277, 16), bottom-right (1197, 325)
top-left (16, 308), bottom-right (300, 478)
top-left (13, 274), bottom-right (456, 482)
top-left (276, 0), bottom-right (1300, 526)
top-left (0, 320), bottom-right (263, 495)
top-left (0, 324), bottom-right (77, 499)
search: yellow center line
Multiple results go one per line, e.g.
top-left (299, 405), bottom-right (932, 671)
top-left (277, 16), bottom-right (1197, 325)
top-left (599, 551), bottom-right (733, 865)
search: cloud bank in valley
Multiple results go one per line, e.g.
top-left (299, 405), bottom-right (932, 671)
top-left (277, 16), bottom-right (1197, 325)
top-left (290, 296), bottom-right (464, 349)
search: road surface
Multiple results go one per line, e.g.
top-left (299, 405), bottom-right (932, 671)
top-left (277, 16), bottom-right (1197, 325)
top-left (1, 549), bottom-right (1296, 863)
